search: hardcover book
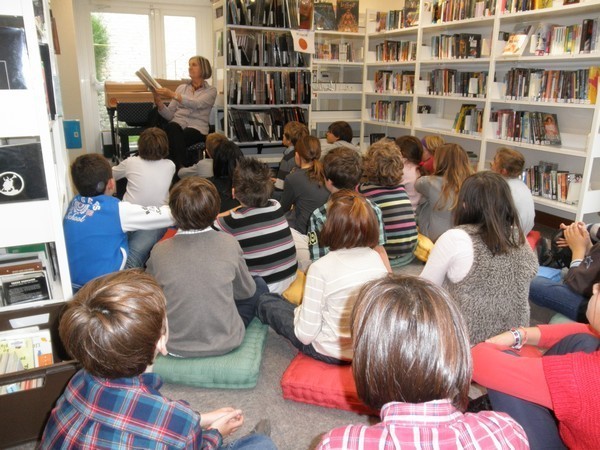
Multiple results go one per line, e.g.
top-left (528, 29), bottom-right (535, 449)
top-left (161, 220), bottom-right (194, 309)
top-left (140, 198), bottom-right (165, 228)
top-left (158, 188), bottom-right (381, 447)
top-left (336, 0), bottom-right (359, 32)
top-left (542, 113), bottom-right (561, 145)
top-left (313, 2), bottom-right (336, 30)
top-left (502, 25), bottom-right (533, 56)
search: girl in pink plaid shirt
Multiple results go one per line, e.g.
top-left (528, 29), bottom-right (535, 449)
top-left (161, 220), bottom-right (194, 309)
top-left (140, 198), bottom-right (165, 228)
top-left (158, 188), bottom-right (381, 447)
top-left (318, 275), bottom-right (529, 450)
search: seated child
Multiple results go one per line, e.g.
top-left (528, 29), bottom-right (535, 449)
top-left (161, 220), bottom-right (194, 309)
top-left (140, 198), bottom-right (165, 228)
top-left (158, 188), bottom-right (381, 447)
top-left (40, 270), bottom-right (275, 449)
top-left (257, 191), bottom-right (388, 365)
top-left (112, 127), bottom-right (175, 268)
top-left (530, 221), bottom-right (600, 322)
top-left (320, 121), bottom-right (360, 157)
top-left (490, 146), bottom-right (535, 235)
top-left (358, 140), bottom-right (418, 267)
top-left (177, 132), bottom-right (228, 179)
top-left (63, 154), bottom-right (173, 291)
top-left (214, 158), bottom-right (298, 294)
top-left (395, 135), bottom-right (426, 210)
top-left (317, 275), bottom-right (528, 449)
top-left (273, 121), bottom-right (309, 191)
top-left (306, 146), bottom-right (390, 272)
top-left (207, 139), bottom-right (244, 213)
top-left (421, 134), bottom-right (445, 175)
top-left (146, 177), bottom-right (268, 357)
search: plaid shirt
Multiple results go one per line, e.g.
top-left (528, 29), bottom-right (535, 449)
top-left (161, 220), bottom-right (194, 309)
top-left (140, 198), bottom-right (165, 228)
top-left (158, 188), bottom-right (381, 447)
top-left (40, 370), bottom-right (221, 449)
top-left (307, 199), bottom-right (386, 261)
top-left (318, 400), bottom-right (529, 450)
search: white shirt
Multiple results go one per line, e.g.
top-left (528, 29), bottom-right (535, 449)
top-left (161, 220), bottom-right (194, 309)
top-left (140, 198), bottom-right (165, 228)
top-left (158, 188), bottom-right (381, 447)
top-left (112, 156), bottom-right (175, 206)
top-left (420, 228), bottom-right (474, 285)
top-left (293, 247), bottom-right (388, 360)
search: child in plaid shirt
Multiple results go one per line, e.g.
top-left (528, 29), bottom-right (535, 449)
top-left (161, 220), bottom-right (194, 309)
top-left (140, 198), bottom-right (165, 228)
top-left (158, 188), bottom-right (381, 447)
top-left (40, 270), bottom-right (274, 450)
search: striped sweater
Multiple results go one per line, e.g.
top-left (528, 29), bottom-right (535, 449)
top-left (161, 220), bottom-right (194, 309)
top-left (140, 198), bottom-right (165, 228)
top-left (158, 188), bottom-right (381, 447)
top-left (357, 183), bottom-right (418, 260)
top-left (214, 199), bottom-right (298, 285)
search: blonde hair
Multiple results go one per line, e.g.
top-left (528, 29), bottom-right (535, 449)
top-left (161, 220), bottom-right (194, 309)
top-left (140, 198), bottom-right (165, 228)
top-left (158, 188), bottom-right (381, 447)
top-left (189, 56), bottom-right (212, 79)
top-left (422, 135), bottom-right (445, 154)
top-left (363, 140), bottom-right (404, 186)
top-left (433, 143), bottom-right (473, 211)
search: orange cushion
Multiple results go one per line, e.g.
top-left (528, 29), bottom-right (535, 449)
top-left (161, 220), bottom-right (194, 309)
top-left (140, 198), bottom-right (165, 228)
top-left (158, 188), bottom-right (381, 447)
top-left (280, 353), bottom-right (377, 415)
top-left (160, 227), bottom-right (177, 241)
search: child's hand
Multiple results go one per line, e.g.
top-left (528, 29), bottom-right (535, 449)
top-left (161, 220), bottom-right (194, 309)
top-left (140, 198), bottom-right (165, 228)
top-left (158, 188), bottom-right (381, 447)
top-left (209, 409), bottom-right (244, 437)
top-left (564, 222), bottom-right (591, 258)
top-left (200, 407), bottom-right (236, 428)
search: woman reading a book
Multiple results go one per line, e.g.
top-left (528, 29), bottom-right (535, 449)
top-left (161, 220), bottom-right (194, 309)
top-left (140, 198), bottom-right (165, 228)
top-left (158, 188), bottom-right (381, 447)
top-left (152, 56), bottom-right (217, 171)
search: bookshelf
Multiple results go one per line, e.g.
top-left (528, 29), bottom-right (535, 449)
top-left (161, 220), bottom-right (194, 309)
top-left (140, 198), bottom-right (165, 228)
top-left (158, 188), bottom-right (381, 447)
top-left (310, 29), bottom-right (365, 141)
top-left (213, 0), bottom-right (312, 163)
top-left (0, 1), bottom-right (78, 446)
top-left (359, 1), bottom-right (600, 222)
top-left (0, 0), bottom-right (72, 312)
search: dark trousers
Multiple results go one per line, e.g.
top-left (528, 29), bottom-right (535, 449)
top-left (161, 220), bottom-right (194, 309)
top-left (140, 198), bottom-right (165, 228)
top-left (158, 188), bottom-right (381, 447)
top-left (236, 276), bottom-right (269, 327)
top-left (488, 333), bottom-right (600, 449)
top-left (165, 122), bottom-right (205, 170)
top-left (256, 293), bottom-right (349, 365)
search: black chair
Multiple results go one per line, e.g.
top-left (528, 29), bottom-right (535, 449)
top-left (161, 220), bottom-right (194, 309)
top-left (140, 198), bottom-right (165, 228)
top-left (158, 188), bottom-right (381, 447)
top-left (114, 102), bottom-right (156, 161)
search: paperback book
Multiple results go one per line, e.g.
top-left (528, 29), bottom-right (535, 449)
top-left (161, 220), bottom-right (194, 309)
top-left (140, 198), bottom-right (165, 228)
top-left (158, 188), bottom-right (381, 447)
top-left (336, 0), bottom-right (359, 32)
top-left (502, 25), bottom-right (533, 56)
top-left (135, 67), bottom-right (162, 90)
top-left (313, 2), bottom-right (337, 30)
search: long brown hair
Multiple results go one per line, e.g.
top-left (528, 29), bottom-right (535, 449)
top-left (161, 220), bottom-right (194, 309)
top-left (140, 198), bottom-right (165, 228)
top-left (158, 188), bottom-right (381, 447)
top-left (295, 135), bottom-right (326, 186)
top-left (433, 143), bottom-right (473, 210)
top-left (454, 171), bottom-right (525, 254)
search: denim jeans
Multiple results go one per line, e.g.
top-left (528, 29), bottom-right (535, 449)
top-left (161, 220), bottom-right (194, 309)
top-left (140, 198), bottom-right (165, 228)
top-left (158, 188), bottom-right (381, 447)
top-left (126, 228), bottom-right (167, 269)
top-left (223, 433), bottom-right (277, 449)
top-left (236, 276), bottom-right (269, 327)
top-left (488, 333), bottom-right (600, 449)
top-left (256, 293), bottom-right (349, 365)
top-left (529, 275), bottom-right (587, 322)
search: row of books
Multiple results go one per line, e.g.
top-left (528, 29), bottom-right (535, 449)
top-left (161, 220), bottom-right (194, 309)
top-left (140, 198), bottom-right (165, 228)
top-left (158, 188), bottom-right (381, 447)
top-left (374, 5), bottom-right (419, 32)
top-left (314, 1), bottom-right (360, 32)
top-left (503, 67), bottom-right (599, 104)
top-left (0, 250), bottom-right (53, 307)
top-left (314, 42), bottom-right (361, 62)
top-left (228, 0), bottom-right (312, 29)
top-left (425, 69), bottom-right (488, 97)
top-left (228, 107), bottom-right (308, 142)
top-left (0, 326), bottom-right (53, 395)
top-left (431, 0), bottom-right (495, 24)
top-left (430, 33), bottom-right (483, 60)
top-left (499, 0), bottom-right (578, 15)
top-left (373, 40), bottom-right (417, 62)
top-left (228, 29), bottom-right (308, 68)
top-left (452, 104), bottom-right (484, 135)
top-left (529, 20), bottom-right (600, 57)
top-left (373, 70), bottom-right (415, 94)
top-left (227, 69), bottom-right (310, 105)
top-left (491, 109), bottom-right (562, 145)
top-left (521, 163), bottom-right (582, 204)
top-left (369, 100), bottom-right (412, 125)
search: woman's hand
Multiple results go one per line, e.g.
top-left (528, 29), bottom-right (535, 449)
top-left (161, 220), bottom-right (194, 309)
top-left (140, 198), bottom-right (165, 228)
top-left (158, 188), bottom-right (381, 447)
top-left (155, 87), bottom-right (177, 101)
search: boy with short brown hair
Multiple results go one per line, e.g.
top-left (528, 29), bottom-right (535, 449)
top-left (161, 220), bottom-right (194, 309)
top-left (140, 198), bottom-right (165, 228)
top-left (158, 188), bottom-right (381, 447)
top-left (41, 270), bottom-right (275, 449)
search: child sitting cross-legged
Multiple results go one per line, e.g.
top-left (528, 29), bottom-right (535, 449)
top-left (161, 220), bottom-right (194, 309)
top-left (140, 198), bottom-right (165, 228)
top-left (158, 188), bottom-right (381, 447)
top-left (214, 158), bottom-right (298, 294)
top-left (40, 270), bottom-right (275, 449)
top-left (257, 190), bottom-right (388, 365)
top-left (146, 177), bottom-right (269, 358)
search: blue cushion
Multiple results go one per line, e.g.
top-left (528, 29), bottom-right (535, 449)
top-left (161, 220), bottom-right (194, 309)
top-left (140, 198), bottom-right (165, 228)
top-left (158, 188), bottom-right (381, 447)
top-left (153, 318), bottom-right (268, 389)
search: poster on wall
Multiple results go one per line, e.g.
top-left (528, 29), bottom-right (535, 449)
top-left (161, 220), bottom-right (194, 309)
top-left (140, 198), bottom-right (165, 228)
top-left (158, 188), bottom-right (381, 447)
top-left (0, 142), bottom-right (48, 204)
top-left (0, 16), bottom-right (29, 90)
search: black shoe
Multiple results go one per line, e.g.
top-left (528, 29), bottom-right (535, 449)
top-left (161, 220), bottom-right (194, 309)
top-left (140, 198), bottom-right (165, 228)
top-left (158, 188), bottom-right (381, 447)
top-left (467, 394), bottom-right (492, 413)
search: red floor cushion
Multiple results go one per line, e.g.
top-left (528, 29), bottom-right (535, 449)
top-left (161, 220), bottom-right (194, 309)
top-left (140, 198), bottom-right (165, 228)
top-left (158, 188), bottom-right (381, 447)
top-left (280, 353), bottom-right (377, 415)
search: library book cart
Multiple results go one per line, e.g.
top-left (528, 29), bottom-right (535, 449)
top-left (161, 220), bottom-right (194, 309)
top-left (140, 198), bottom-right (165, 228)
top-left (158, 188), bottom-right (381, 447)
top-left (0, 0), bottom-right (78, 446)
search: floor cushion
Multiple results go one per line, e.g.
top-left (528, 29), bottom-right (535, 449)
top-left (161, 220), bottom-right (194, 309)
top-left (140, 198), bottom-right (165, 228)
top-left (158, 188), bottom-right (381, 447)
top-left (153, 318), bottom-right (268, 389)
top-left (280, 353), bottom-right (377, 415)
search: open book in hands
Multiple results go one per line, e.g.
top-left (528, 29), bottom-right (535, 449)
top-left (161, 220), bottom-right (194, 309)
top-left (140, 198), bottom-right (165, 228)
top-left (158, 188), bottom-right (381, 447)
top-left (135, 67), bottom-right (162, 90)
